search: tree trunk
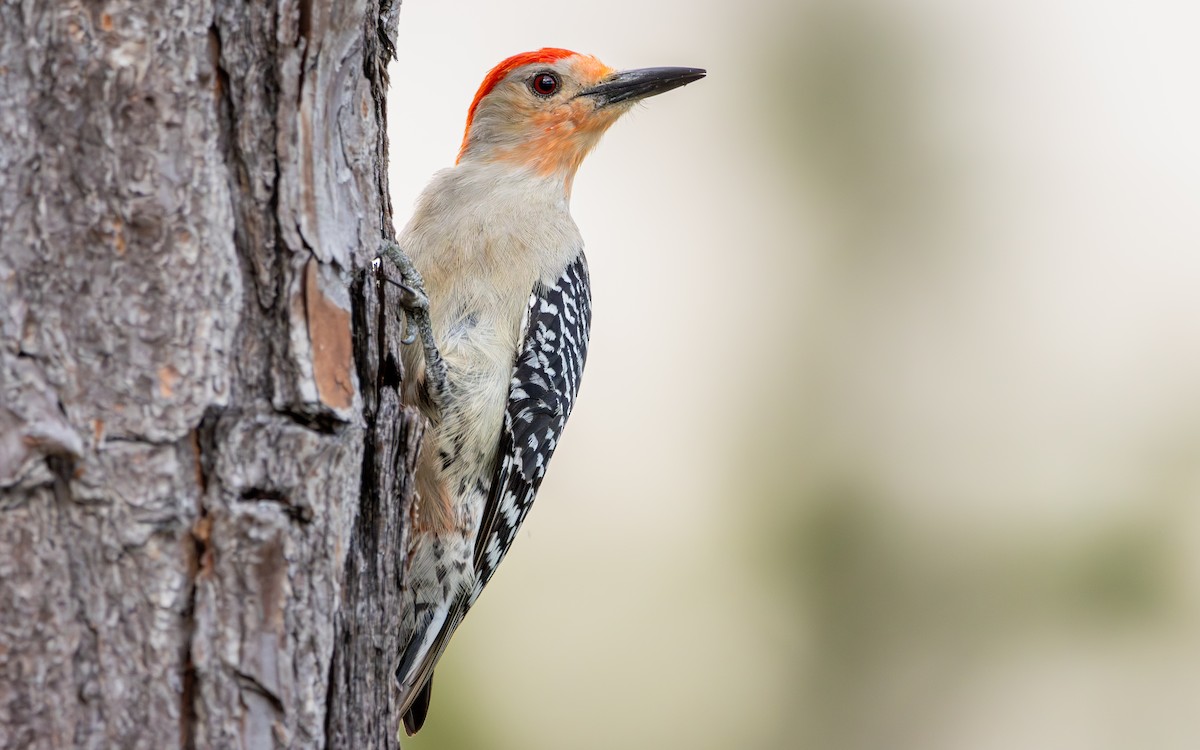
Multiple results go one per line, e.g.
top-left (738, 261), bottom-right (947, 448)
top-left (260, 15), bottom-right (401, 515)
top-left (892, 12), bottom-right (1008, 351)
top-left (0, 1), bottom-right (418, 747)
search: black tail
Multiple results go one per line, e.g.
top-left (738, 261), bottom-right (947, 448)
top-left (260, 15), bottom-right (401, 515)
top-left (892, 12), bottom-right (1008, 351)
top-left (402, 676), bottom-right (433, 735)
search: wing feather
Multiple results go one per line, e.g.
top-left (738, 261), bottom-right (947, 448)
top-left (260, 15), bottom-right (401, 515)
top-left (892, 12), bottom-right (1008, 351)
top-left (471, 253), bottom-right (592, 602)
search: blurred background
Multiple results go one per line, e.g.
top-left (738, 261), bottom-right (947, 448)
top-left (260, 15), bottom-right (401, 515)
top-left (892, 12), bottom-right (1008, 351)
top-left (387, 0), bottom-right (1200, 748)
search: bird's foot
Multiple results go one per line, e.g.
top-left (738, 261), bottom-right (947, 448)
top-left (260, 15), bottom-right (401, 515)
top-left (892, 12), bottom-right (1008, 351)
top-left (374, 242), bottom-right (449, 415)
top-left (374, 242), bottom-right (430, 344)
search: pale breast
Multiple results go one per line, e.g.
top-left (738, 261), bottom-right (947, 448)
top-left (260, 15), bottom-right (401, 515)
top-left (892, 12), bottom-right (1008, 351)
top-left (397, 161), bottom-right (584, 531)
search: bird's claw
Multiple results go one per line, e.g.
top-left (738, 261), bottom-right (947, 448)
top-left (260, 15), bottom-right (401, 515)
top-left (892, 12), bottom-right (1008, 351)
top-left (375, 243), bottom-right (431, 346)
top-left (393, 282), bottom-right (427, 345)
top-left (399, 314), bottom-right (418, 346)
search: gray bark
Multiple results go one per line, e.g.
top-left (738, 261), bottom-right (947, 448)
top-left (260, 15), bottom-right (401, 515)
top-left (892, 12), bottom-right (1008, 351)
top-left (0, 1), bottom-right (417, 748)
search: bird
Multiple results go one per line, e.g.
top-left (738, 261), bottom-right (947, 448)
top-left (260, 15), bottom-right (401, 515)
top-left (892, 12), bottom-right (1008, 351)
top-left (379, 47), bottom-right (705, 736)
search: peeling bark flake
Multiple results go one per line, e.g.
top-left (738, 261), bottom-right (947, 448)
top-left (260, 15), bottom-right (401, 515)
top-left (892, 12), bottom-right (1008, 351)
top-left (303, 260), bottom-right (356, 411)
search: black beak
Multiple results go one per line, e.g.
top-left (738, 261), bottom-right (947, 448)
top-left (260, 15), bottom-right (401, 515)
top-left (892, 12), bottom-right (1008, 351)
top-left (580, 66), bottom-right (706, 106)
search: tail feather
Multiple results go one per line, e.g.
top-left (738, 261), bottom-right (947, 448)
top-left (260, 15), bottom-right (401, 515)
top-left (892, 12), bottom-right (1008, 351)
top-left (402, 677), bottom-right (433, 735)
top-left (395, 594), bottom-right (468, 736)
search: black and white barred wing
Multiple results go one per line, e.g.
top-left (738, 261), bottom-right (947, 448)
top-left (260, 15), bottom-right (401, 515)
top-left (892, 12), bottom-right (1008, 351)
top-left (471, 253), bottom-right (592, 603)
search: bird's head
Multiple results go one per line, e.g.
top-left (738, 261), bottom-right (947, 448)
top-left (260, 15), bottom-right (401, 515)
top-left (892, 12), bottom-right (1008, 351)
top-left (456, 48), bottom-right (705, 188)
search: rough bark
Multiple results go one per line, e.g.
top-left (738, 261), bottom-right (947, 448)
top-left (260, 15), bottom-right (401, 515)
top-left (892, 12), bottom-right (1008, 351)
top-left (0, 1), bottom-right (416, 747)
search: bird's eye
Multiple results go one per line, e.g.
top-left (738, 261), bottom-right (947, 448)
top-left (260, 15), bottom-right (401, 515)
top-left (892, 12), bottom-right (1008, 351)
top-left (530, 72), bottom-right (559, 97)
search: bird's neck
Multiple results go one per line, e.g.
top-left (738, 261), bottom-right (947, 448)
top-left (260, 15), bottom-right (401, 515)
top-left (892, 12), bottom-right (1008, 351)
top-left (451, 157), bottom-right (577, 205)
top-left (401, 159), bottom-right (584, 296)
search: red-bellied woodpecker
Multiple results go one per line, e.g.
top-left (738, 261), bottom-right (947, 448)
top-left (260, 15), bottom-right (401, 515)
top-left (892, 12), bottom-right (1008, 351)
top-left (380, 48), bottom-right (704, 735)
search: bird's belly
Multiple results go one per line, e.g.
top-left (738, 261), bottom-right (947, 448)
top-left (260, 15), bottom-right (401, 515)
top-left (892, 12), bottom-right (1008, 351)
top-left (432, 317), bottom-right (518, 526)
top-left (401, 238), bottom-right (537, 533)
